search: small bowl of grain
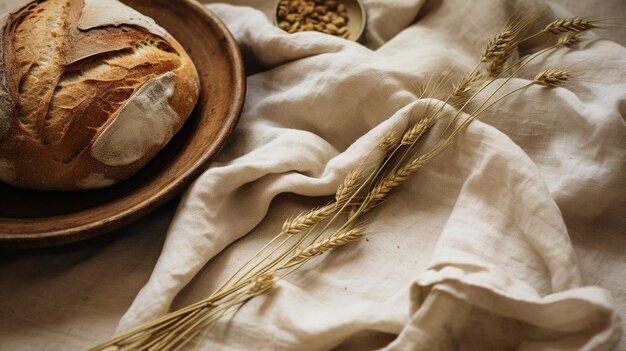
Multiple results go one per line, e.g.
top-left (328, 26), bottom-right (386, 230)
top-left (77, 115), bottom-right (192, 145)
top-left (274, 0), bottom-right (366, 42)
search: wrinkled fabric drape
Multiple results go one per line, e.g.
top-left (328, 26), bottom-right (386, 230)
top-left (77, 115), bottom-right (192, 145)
top-left (116, 1), bottom-right (625, 350)
top-left (1, 0), bottom-right (624, 350)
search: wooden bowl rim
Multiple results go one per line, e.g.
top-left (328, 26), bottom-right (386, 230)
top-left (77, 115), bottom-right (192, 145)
top-left (0, 0), bottom-right (246, 248)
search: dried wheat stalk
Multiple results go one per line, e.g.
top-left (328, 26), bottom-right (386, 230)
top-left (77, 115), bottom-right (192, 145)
top-left (88, 15), bottom-right (599, 351)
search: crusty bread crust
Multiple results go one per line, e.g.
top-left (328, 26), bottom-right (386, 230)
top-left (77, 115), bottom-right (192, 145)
top-left (0, 0), bottom-right (199, 189)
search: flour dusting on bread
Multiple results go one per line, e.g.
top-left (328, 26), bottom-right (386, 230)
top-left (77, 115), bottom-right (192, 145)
top-left (76, 173), bottom-right (115, 189)
top-left (78, 0), bottom-right (167, 37)
top-left (91, 71), bottom-right (178, 166)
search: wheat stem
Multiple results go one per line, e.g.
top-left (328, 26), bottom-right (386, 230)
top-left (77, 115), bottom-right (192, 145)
top-left (159, 288), bottom-right (250, 350)
top-left (442, 44), bottom-right (555, 139)
top-left (142, 310), bottom-right (204, 350)
top-left (192, 326), bottom-right (211, 351)
top-left (364, 57), bottom-right (552, 216)
top-left (470, 83), bottom-right (534, 121)
top-left (210, 234), bottom-right (283, 298)
top-left (213, 167), bottom-right (359, 298)
top-left (138, 332), bottom-right (169, 351)
top-left (87, 298), bottom-right (215, 351)
top-left (249, 225), bottom-right (316, 281)
top-left (229, 235), bottom-right (292, 287)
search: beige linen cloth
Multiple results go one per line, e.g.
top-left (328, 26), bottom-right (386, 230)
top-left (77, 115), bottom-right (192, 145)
top-left (1, 0), bottom-right (625, 350)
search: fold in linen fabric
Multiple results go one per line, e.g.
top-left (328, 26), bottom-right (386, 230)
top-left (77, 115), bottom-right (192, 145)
top-left (118, 0), bottom-right (625, 349)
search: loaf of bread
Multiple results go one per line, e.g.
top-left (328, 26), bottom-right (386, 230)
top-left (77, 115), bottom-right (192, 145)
top-left (0, 0), bottom-right (200, 190)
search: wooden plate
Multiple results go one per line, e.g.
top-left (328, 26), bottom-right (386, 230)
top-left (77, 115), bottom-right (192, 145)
top-left (0, 0), bottom-right (245, 249)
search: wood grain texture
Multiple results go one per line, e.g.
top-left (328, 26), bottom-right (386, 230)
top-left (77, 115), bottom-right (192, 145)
top-left (0, 0), bottom-right (246, 248)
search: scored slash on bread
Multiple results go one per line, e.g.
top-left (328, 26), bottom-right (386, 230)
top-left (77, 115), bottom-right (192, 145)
top-left (0, 0), bottom-right (200, 190)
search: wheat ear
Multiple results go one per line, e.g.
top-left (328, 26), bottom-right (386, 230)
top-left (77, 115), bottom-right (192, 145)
top-left (557, 33), bottom-right (582, 47)
top-left (379, 132), bottom-right (400, 153)
top-left (336, 166), bottom-right (363, 203)
top-left (533, 68), bottom-right (571, 86)
top-left (480, 26), bottom-right (517, 62)
top-left (401, 116), bottom-right (434, 145)
top-left (288, 227), bottom-right (364, 264)
top-left (281, 204), bottom-right (337, 235)
top-left (363, 155), bottom-right (428, 212)
top-left (449, 71), bottom-right (485, 108)
top-left (480, 21), bottom-right (526, 76)
top-left (248, 273), bottom-right (276, 294)
top-left (543, 17), bottom-right (600, 34)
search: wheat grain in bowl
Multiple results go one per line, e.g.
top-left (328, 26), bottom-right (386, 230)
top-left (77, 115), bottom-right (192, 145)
top-left (0, 0), bottom-right (200, 190)
top-left (274, 0), bottom-right (366, 42)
